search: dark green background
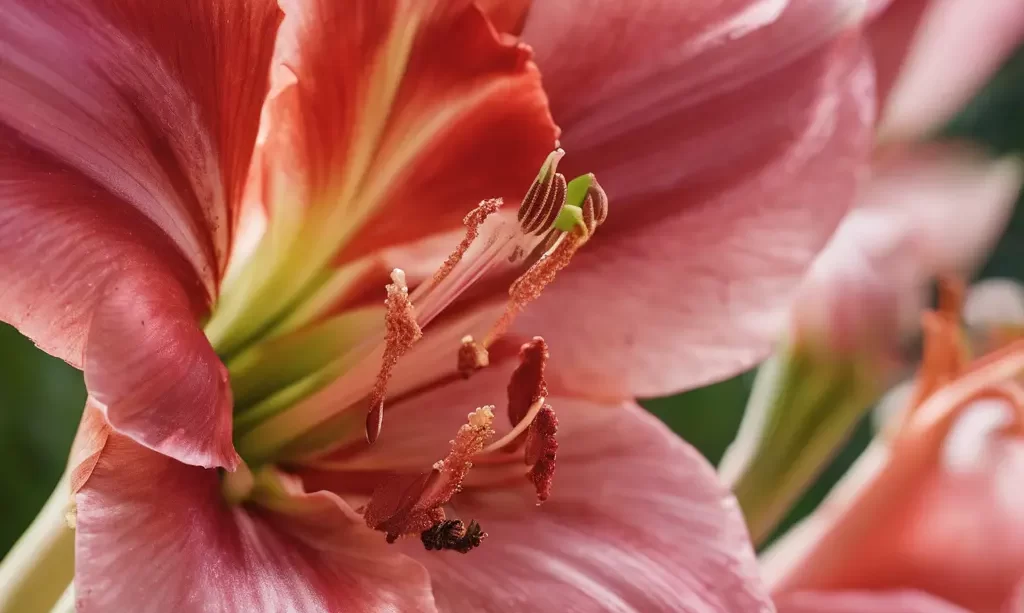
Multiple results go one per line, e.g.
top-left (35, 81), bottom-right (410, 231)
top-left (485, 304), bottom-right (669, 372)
top-left (2, 47), bottom-right (1023, 557)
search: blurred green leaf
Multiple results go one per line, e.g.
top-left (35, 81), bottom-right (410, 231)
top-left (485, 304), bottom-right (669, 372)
top-left (0, 324), bottom-right (84, 554)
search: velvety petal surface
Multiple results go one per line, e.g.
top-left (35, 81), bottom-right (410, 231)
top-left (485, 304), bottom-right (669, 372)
top-left (0, 134), bottom-right (236, 468)
top-left (514, 24), bottom-right (876, 397)
top-left (878, 0), bottom-right (1024, 139)
top-left (775, 591), bottom-right (971, 613)
top-left (75, 432), bottom-right (436, 613)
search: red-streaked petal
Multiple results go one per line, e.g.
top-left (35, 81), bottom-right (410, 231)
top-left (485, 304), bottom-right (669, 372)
top-left (275, 0), bottom-right (556, 259)
top-left (75, 433), bottom-right (437, 613)
top-left (208, 0), bottom-right (557, 353)
top-left (0, 0), bottom-right (281, 287)
top-left (878, 0), bottom-right (1024, 140)
top-left (0, 137), bottom-right (237, 469)
top-left (402, 397), bottom-right (772, 612)
top-left (776, 591), bottom-right (971, 613)
top-left (515, 36), bottom-right (875, 398)
top-left (0, 133), bottom-right (207, 368)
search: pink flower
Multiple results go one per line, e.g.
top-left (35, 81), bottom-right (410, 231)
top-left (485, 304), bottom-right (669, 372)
top-left (0, 0), bottom-right (875, 610)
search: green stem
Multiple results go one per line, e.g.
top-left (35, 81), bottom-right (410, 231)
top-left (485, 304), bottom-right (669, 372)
top-left (0, 472), bottom-right (75, 613)
top-left (720, 344), bottom-right (883, 546)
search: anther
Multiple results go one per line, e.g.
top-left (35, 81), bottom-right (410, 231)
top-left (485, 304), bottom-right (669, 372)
top-left (364, 407), bottom-right (495, 543)
top-left (518, 149), bottom-right (567, 235)
top-left (366, 269), bottom-right (423, 444)
top-left (458, 335), bottom-right (490, 378)
top-left (421, 519), bottom-right (487, 553)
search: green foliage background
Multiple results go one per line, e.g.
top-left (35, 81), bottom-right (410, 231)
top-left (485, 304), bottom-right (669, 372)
top-left (1, 47), bottom-right (1023, 558)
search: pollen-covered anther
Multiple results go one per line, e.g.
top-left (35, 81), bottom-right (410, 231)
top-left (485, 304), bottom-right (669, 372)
top-left (363, 407), bottom-right (495, 544)
top-left (484, 230), bottom-right (583, 346)
top-left (366, 269), bottom-right (423, 444)
top-left (458, 335), bottom-right (490, 378)
top-left (433, 198), bottom-right (502, 287)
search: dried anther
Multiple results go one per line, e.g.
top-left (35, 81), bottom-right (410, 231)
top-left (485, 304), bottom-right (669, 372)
top-left (366, 269), bottom-right (423, 444)
top-left (421, 519), bottom-right (487, 553)
top-left (524, 405), bottom-right (558, 502)
top-left (504, 337), bottom-right (549, 451)
top-left (364, 407), bottom-right (495, 543)
top-left (458, 335), bottom-right (490, 378)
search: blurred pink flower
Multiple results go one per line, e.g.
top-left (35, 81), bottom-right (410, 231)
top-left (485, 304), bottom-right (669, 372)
top-left (766, 289), bottom-right (1024, 613)
top-left (791, 0), bottom-right (1024, 358)
top-left (0, 0), bottom-right (877, 610)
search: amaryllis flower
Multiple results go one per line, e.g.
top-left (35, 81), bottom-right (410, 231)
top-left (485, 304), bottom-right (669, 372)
top-left (720, 0), bottom-right (1024, 543)
top-left (1, 0), bottom-right (874, 611)
top-left (764, 284), bottom-right (1024, 613)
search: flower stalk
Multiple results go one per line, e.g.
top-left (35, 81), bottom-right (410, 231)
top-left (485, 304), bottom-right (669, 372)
top-left (0, 472), bottom-right (75, 613)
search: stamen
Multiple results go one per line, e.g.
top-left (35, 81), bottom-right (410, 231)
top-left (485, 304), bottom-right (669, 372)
top-left (524, 404), bottom-right (558, 502)
top-left (484, 231), bottom-right (582, 346)
top-left (481, 397), bottom-right (546, 454)
top-left (364, 407), bottom-right (495, 543)
top-left (432, 199), bottom-right (502, 287)
top-left (457, 335), bottom-right (490, 378)
top-left (906, 277), bottom-right (971, 418)
top-left (420, 519), bottom-right (487, 553)
top-left (366, 269), bottom-right (423, 444)
top-left (518, 149), bottom-right (566, 235)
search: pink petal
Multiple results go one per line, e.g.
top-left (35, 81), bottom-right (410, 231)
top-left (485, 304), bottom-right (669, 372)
top-left (866, 0), bottom-right (930, 108)
top-left (514, 32), bottom-right (875, 397)
top-left (75, 432), bottom-right (437, 613)
top-left (791, 143), bottom-right (1023, 351)
top-left (318, 363), bottom-right (771, 612)
top-left (878, 0), bottom-right (1024, 140)
top-left (775, 590), bottom-right (972, 613)
top-left (0, 137), bottom-right (235, 469)
top-left (85, 272), bottom-right (236, 469)
top-left (0, 0), bottom-right (281, 288)
top-left (407, 399), bottom-right (771, 612)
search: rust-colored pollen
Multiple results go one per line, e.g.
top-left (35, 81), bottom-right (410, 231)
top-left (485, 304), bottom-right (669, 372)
top-left (433, 198), bottom-right (502, 287)
top-left (486, 231), bottom-right (582, 346)
top-left (458, 335), bottom-right (490, 378)
top-left (364, 407), bottom-right (495, 543)
top-left (524, 404), bottom-right (558, 502)
top-left (366, 269), bottom-right (423, 444)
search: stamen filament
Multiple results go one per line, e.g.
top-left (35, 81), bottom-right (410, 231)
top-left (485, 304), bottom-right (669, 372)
top-left (480, 397), bottom-right (546, 454)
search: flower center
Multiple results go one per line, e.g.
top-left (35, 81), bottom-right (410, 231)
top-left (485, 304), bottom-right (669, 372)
top-left (215, 150), bottom-right (607, 550)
